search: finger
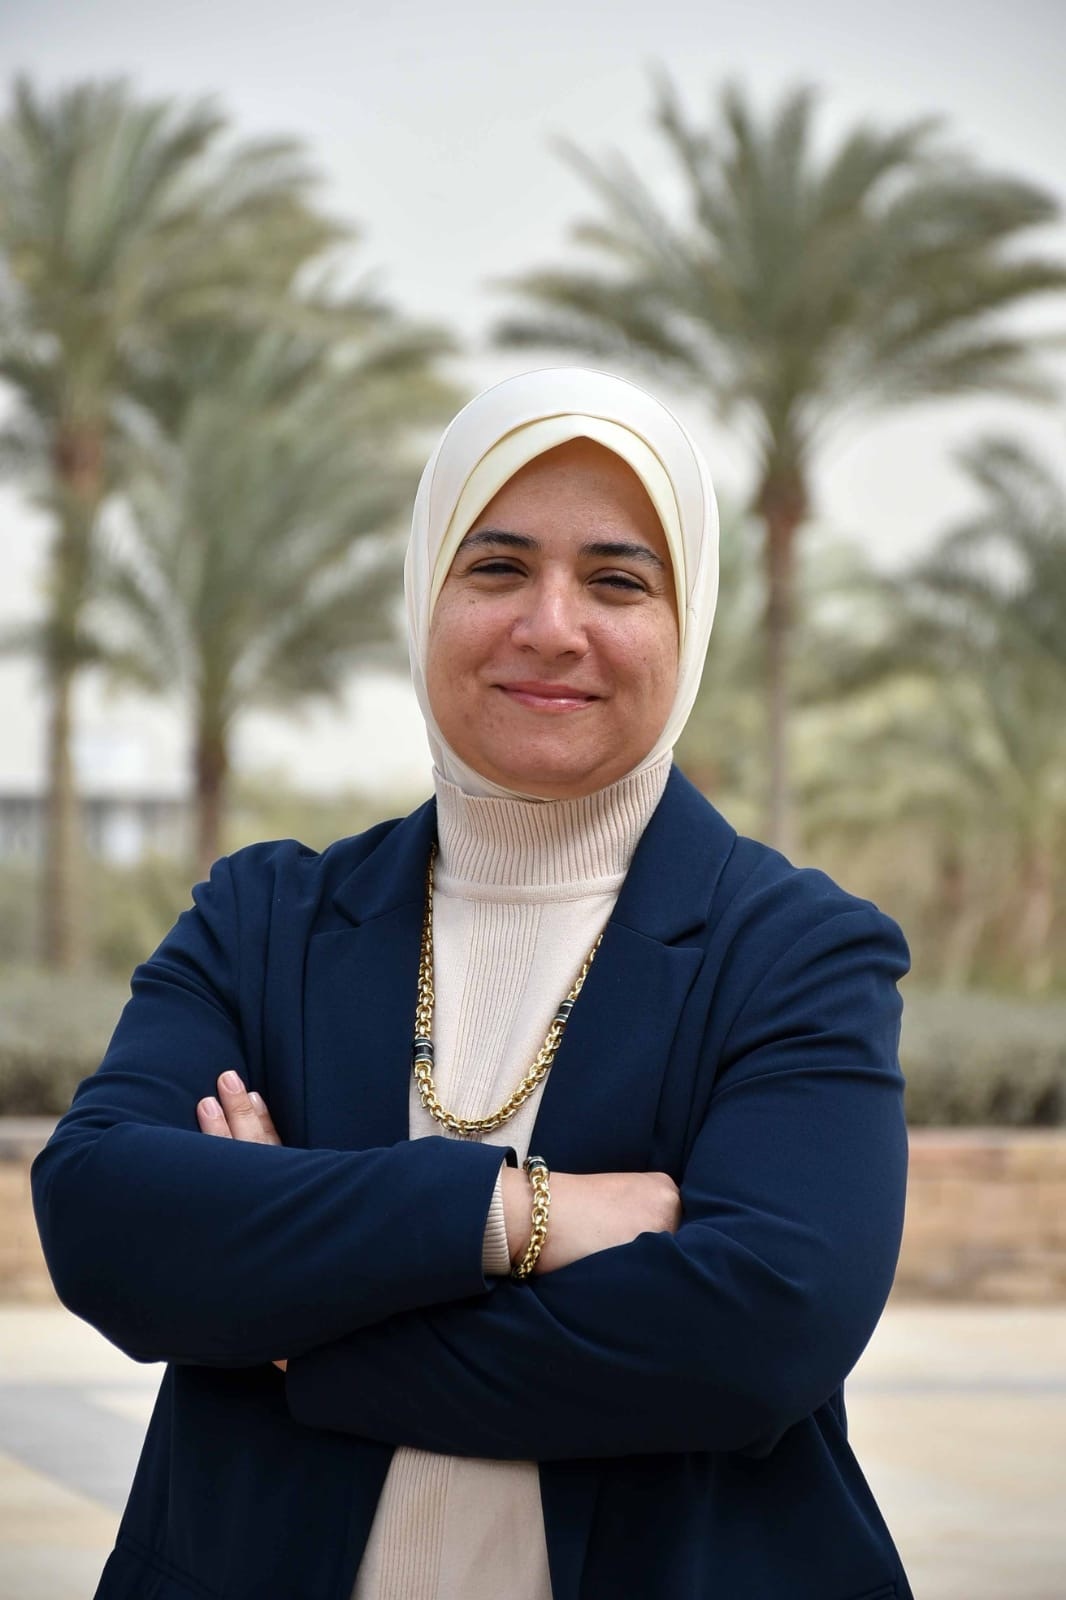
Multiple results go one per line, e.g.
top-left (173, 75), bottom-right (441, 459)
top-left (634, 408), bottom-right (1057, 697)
top-left (248, 1090), bottom-right (283, 1146)
top-left (197, 1097), bottom-right (232, 1138)
top-left (216, 1071), bottom-right (274, 1144)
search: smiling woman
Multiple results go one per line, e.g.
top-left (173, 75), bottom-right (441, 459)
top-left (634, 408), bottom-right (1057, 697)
top-left (426, 437), bottom-right (680, 797)
top-left (33, 367), bottom-right (915, 1600)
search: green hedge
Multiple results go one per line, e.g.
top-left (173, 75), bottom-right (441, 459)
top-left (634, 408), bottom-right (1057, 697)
top-left (0, 966), bottom-right (132, 1115)
top-left (0, 860), bottom-right (193, 977)
top-left (1, 968), bottom-right (1063, 1125)
top-left (900, 988), bottom-right (1066, 1127)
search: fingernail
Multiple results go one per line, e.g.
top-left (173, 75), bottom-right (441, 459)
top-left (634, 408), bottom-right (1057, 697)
top-left (249, 1091), bottom-right (265, 1112)
top-left (201, 1097), bottom-right (222, 1117)
top-left (221, 1071), bottom-right (243, 1093)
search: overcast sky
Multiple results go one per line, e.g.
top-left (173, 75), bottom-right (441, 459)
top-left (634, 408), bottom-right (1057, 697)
top-left (1, 0), bottom-right (1064, 798)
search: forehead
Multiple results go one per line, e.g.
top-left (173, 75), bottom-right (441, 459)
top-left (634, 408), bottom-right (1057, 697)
top-left (467, 438), bottom-right (670, 553)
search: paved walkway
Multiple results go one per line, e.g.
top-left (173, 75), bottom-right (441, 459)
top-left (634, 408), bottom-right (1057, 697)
top-left (1, 1299), bottom-right (1064, 1598)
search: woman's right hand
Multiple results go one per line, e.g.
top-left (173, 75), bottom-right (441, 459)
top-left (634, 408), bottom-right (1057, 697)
top-left (502, 1167), bottom-right (681, 1275)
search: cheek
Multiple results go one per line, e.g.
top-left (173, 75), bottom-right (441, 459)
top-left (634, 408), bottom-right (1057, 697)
top-left (634, 638), bottom-right (679, 745)
top-left (647, 656), bottom-right (680, 728)
top-left (425, 599), bottom-right (491, 725)
top-left (612, 616), bottom-right (679, 703)
top-left (424, 615), bottom-right (455, 723)
top-left (429, 592), bottom-right (514, 672)
top-left (427, 596), bottom-right (470, 669)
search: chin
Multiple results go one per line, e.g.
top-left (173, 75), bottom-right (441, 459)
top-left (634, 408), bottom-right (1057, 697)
top-left (516, 777), bottom-right (599, 800)
top-left (482, 754), bottom-right (625, 800)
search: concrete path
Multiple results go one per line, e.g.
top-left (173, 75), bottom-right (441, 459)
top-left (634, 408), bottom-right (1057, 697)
top-left (1, 1299), bottom-right (1063, 1599)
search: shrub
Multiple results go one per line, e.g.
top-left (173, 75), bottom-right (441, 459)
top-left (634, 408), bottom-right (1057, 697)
top-left (87, 858), bottom-right (193, 977)
top-left (0, 860), bottom-right (193, 978)
top-left (0, 966), bottom-right (130, 1115)
top-left (900, 988), bottom-right (1066, 1126)
top-left (0, 867), bottom-right (39, 967)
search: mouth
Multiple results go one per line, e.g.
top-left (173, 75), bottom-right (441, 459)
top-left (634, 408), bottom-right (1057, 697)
top-left (496, 681), bottom-right (600, 713)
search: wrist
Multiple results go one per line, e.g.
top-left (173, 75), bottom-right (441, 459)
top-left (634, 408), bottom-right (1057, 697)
top-left (501, 1166), bottom-right (531, 1264)
top-left (510, 1156), bottom-right (551, 1281)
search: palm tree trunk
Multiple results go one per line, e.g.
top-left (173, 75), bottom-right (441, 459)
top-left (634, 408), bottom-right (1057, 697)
top-left (42, 659), bottom-right (85, 969)
top-left (41, 423), bottom-right (103, 969)
top-left (758, 474), bottom-right (806, 857)
top-left (1017, 845), bottom-right (1054, 994)
top-left (194, 725), bottom-right (229, 883)
top-left (937, 841), bottom-right (985, 988)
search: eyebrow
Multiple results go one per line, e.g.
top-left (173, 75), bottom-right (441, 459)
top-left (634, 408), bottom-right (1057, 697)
top-left (458, 528), bottom-right (666, 571)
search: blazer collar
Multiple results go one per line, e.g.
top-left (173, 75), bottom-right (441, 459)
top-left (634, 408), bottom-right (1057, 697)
top-left (331, 799), bottom-right (436, 927)
top-left (330, 766), bottom-right (736, 945)
top-left (611, 765), bottom-right (736, 943)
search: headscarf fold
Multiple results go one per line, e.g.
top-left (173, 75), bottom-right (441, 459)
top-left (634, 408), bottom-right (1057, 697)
top-left (404, 367), bottom-right (720, 798)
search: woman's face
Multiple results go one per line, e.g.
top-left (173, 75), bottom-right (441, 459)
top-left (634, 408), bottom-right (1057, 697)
top-left (426, 438), bottom-right (680, 798)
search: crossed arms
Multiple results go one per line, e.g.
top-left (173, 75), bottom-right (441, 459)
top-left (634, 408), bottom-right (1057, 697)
top-left (32, 848), bottom-right (909, 1460)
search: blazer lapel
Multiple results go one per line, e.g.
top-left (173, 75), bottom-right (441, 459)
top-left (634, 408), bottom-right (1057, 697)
top-left (530, 767), bottom-right (736, 1175)
top-left (302, 803), bottom-right (436, 1153)
top-left (529, 923), bottom-right (703, 1172)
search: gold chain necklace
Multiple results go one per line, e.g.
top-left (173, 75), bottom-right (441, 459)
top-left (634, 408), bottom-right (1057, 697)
top-left (412, 842), bottom-right (603, 1136)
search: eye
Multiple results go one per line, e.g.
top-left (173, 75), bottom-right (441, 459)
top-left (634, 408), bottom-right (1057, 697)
top-left (463, 558), bottom-right (529, 585)
top-left (592, 572), bottom-right (648, 596)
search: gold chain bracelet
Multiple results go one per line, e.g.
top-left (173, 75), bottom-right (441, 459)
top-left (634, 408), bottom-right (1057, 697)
top-left (510, 1155), bottom-right (551, 1281)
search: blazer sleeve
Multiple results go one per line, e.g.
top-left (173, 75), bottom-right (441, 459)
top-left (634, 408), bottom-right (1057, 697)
top-left (31, 849), bottom-right (508, 1368)
top-left (284, 902), bottom-right (910, 1459)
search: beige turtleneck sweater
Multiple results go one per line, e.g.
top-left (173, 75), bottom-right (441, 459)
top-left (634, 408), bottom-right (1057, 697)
top-left (352, 754), bottom-right (671, 1600)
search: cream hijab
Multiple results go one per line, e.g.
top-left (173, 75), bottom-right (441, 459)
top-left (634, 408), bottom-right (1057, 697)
top-left (404, 367), bottom-right (720, 799)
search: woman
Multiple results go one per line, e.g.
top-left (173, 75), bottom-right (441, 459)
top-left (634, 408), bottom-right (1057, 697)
top-left (33, 367), bottom-right (913, 1600)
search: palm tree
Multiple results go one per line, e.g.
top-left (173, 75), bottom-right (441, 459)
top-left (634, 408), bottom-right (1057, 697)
top-left (493, 74), bottom-right (1066, 852)
top-left (92, 319), bottom-right (458, 880)
top-left (798, 678), bottom-right (1015, 986)
top-left (900, 438), bottom-right (1066, 990)
top-left (0, 77), bottom-right (339, 965)
top-left (806, 436), bottom-right (1066, 990)
top-left (676, 502), bottom-right (878, 837)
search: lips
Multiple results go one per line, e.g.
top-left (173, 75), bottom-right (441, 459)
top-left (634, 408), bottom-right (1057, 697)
top-left (497, 681), bottom-right (599, 712)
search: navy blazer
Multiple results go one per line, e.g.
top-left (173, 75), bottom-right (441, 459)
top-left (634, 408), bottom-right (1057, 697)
top-left (33, 769), bottom-right (913, 1600)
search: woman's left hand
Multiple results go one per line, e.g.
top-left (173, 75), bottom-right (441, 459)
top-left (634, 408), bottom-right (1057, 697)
top-left (196, 1073), bottom-right (282, 1145)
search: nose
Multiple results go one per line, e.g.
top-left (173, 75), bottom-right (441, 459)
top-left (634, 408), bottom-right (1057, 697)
top-left (510, 576), bottom-right (588, 659)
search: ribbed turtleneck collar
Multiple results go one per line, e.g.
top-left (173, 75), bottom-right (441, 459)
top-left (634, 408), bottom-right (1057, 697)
top-left (433, 754), bottom-right (672, 893)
